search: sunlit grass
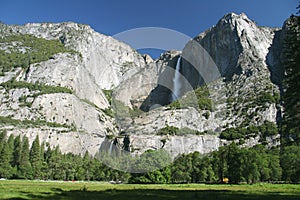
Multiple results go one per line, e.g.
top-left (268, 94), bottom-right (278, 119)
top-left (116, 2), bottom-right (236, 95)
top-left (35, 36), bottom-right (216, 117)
top-left (0, 180), bottom-right (299, 200)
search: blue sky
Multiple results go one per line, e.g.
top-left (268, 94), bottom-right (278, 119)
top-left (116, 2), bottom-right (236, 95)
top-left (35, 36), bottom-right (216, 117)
top-left (0, 0), bottom-right (297, 58)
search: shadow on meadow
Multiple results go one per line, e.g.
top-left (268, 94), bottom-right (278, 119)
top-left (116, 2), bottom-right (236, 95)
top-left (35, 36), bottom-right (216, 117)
top-left (8, 187), bottom-right (300, 200)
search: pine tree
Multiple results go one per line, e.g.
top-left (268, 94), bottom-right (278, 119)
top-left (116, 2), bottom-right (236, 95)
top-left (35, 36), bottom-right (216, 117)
top-left (7, 134), bottom-right (14, 166)
top-left (40, 141), bottom-right (45, 160)
top-left (30, 135), bottom-right (42, 179)
top-left (280, 2), bottom-right (300, 184)
top-left (39, 141), bottom-right (48, 180)
top-left (282, 4), bottom-right (300, 146)
top-left (83, 151), bottom-right (91, 181)
top-left (19, 136), bottom-right (32, 179)
top-left (48, 146), bottom-right (64, 180)
top-left (0, 130), bottom-right (7, 153)
top-left (0, 142), bottom-right (13, 178)
top-left (12, 135), bottom-right (22, 169)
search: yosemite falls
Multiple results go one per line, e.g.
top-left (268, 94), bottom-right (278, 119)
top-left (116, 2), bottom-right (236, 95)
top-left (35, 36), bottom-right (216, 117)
top-left (172, 56), bottom-right (182, 101)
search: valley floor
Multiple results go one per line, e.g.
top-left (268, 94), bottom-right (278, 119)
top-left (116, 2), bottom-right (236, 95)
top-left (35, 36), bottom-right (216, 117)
top-left (0, 180), bottom-right (299, 200)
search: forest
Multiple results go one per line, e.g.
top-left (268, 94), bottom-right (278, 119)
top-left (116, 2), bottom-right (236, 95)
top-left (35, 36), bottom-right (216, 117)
top-left (0, 131), bottom-right (299, 184)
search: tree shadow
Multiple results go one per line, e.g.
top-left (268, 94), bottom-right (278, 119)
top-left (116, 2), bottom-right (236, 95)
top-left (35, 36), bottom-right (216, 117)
top-left (12, 188), bottom-right (300, 200)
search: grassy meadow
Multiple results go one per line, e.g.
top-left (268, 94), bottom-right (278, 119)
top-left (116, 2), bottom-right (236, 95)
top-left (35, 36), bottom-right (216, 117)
top-left (0, 180), bottom-right (299, 200)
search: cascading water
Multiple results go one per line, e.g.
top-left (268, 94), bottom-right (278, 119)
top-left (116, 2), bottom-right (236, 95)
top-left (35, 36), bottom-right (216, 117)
top-left (109, 142), bottom-right (113, 154)
top-left (172, 56), bottom-right (182, 101)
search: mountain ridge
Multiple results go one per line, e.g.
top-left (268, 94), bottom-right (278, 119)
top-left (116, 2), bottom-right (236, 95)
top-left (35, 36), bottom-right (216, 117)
top-left (0, 12), bottom-right (285, 157)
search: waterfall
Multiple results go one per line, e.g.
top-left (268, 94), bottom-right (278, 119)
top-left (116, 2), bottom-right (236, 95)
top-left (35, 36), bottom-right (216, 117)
top-left (109, 142), bottom-right (113, 154)
top-left (172, 56), bottom-right (181, 101)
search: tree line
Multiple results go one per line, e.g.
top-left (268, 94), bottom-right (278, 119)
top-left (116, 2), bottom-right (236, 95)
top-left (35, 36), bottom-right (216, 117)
top-left (130, 143), bottom-right (299, 184)
top-left (0, 131), bottom-right (130, 181)
top-left (0, 131), bottom-right (299, 183)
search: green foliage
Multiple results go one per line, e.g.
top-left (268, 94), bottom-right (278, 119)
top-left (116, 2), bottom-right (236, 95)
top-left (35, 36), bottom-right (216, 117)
top-left (109, 99), bottom-right (144, 119)
top-left (102, 108), bottom-right (114, 118)
top-left (226, 143), bottom-right (243, 184)
top-left (0, 116), bottom-right (73, 129)
top-left (256, 91), bottom-right (277, 106)
top-left (281, 13), bottom-right (300, 146)
top-left (1, 79), bottom-right (72, 95)
top-left (226, 87), bottom-right (280, 122)
top-left (170, 144), bottom-right (283, 184)
top-left (280, 145), bottom-right (300, 183)
top-left (0, 79), bottom-right (73, 110)
top-left (0, 34), bottom-right (75, 73)
top-left (169, 86), bottom-right (212, 111)
top-left (259, 121), bottom-right (279, 141)
top-left (12, 135), bottom-right (22, 170)
top-left (1, 79), bottom-right (72, 107)
top-left (111, 99), bottom-right (130, 119)
top-left (19, 136), bottom-right (32, 179)
top-left (102, 89), bottom-right (113, 105)
top-left (219, 127), bottom-right (245, 140)
top-left (0, 134), bottom-right (14, 178)
top-left (171, 152), bottom-right (213, 183)
top-left (30, 136), bottom-right (42, 179)
top-left (0, 132), bottom-right (297, 184)
top-left (168, 99), bottom-right (180, 109)
top-left (129, 167), bottom-right (171, 184)
top-left (219, 121), bottom-right (278, 141)
top-left (81, 98), bottom-right (98, 108)
top-left (128, 150), bottom-right (172, 184)
top-left (156, 125), bottom-right (179, 136)
top-left (0, 134), bottom-right (130, 181)
top-left (156, 126), bottom-right (204, 136)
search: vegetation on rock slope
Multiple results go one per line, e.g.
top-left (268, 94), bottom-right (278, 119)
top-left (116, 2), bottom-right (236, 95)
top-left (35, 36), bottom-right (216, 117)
top-left (0, 34), bottom-right (76, 74)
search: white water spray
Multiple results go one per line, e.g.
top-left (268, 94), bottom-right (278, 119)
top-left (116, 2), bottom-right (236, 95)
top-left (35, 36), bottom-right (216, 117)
top-left (172, 56), bottom-right (182, 101)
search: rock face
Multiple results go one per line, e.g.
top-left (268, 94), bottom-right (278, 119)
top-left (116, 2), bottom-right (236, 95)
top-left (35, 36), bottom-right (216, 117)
top-left (0, 22), bottom-right (146, 155)
top-left (0, 13), bottom-right (285, 158)
top-left (112, 13), bottom-right (283, 156)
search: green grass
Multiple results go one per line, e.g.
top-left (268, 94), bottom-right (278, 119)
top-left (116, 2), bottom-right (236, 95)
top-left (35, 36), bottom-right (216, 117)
top-left (0, 180), bottom-right (299, 200)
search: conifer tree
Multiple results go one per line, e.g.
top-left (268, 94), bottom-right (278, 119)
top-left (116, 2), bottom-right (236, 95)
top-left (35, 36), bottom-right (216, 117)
top-left (0, 130), bottom-right (7, 153)
top-left (0, 142), bottom-right (13, 178)
top-left (30, 135), bottom-right (42, 179)
top-left (282, 4), bottom-right (300, 146)
top-left (12, 135), bottom-right (22, 169)
top-left (83, 151), bottom-right (91, 181)
top-left (19, 136), bottom-right (32, 179)
top-left (7, 134), bottom-right (14, 166)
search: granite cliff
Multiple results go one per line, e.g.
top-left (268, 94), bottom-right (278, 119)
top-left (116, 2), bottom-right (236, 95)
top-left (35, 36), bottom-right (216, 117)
top-left (0, 13), bottom-right (285, 157)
